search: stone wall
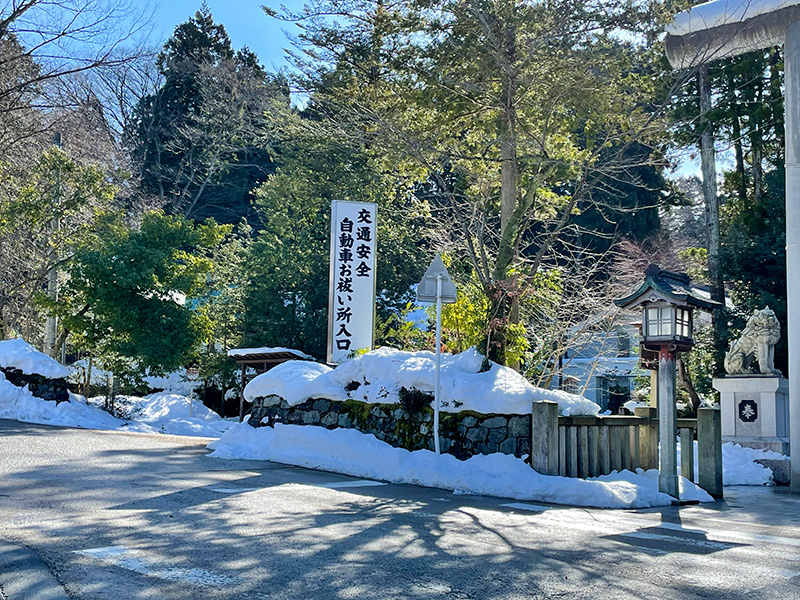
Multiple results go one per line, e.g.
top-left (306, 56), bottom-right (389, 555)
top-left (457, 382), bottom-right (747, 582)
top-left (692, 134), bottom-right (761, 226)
top-left (1, 367), bottom-right (69, 403)
top-left (249, 395), bottom-right (531, 460)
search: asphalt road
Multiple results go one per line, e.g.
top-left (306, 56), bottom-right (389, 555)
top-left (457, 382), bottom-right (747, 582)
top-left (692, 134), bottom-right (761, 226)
top-left (1, 419), bottom-right (800, 600)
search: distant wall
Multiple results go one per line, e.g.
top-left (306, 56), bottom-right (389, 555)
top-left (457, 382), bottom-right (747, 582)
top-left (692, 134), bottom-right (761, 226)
top-left (1, 367), bottom-right (69, 403)
top-left (248, 395), bottom-right (532, 460)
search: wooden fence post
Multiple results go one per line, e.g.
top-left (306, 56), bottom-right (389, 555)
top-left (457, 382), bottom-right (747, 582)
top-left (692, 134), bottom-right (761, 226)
top-left (610, 426), bottom-right (623, 472)
top-left (680, 427), bottom-right (695, 483)
top-left (588, 426), bottom-right (599, 477)
top-left (635, 407), bottom-right (658, 470)
top-left (599, 425), bottom-right (611, 475)
top-left (698, 407), bottom-right (724, 499)
top-left (531, 401), bottom-right (559, 475)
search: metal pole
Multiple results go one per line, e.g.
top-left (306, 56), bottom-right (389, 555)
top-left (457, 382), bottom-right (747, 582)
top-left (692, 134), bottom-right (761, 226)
top-left (786, 22), bottom-right (800, 493)
top-left (434, 274), bottom-right (442, 454)
top-left (658, 346), bottom-right (679, 498)
top-left (239, 364), bottom-right (246, 422)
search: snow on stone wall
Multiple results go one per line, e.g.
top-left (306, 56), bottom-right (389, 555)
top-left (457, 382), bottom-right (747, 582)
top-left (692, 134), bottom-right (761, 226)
top-left (248, 394), bottom-right (534, 460)
top-left (0, 339), bottom-right (69, 403)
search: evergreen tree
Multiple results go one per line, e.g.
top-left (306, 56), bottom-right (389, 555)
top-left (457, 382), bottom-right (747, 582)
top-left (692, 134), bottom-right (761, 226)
top-left (56, 211), bottom-right (230, 376)
top-left (244, 131), bottom-right (430, 359)
top-left (128, 5), bottom-right (288, 224)
top-left (270, 0), bottom-right (674, 365)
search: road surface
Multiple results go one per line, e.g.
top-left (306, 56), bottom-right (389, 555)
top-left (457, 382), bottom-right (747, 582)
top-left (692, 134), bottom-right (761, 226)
top-left (1, 419), bottom-right (799, 599)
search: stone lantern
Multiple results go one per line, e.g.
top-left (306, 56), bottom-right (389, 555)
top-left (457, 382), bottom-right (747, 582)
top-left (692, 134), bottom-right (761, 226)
top-left (615, 264), bottom-right (722, 498)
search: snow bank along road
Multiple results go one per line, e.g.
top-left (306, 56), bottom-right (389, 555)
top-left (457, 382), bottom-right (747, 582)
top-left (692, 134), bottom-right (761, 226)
top-left (0, 420), bottom-right (799, 600)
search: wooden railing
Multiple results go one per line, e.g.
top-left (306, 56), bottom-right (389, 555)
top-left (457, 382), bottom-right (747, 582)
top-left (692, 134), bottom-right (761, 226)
top-left (530, 402), bottom-right (723, 498)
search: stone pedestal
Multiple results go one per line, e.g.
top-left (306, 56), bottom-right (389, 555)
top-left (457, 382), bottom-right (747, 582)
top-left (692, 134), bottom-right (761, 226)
top-left (713, 376), bottom-right (790, 455)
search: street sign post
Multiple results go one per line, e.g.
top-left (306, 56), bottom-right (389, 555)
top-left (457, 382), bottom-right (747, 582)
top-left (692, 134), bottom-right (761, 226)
top-left (417, 255), bottom-right (457, 454)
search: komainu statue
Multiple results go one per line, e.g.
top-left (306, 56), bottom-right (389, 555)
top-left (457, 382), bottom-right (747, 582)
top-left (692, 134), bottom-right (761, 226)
top-left (724, 306), bottom-right (782, 376)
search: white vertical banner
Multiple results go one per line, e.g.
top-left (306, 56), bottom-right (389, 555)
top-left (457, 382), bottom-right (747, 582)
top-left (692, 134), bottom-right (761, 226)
top-left (327, 200), bottom-right (378, 364)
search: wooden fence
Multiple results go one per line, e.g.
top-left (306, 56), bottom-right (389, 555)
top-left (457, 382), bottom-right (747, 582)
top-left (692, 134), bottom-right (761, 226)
top-left (530, 402), bottom-right (723, 498)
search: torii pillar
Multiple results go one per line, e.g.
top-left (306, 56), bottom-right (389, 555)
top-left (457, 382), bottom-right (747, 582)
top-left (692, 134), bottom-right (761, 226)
top-left (666, 0), bottom-right (800, 492)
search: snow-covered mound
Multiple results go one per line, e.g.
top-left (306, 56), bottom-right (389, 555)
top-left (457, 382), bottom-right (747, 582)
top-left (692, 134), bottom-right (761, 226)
top-left (133, 392), bottom-right (227, 427)
top-left (69, 360), bottom-right (201, 397)
top-left (0, 338), bottom-right (69, 379)
top-left (209, 422), bottom-right (712, 509)
top-left (723, 443), bottom-right (788, 486)
top-left (244, 347), bottom-right (600, 416)
top-left (0, 371), bottom-right (231, 438)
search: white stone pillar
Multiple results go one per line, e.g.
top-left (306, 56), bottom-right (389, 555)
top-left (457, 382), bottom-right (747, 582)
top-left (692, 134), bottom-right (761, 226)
top-left (786, 22), bottom-right (800, 492)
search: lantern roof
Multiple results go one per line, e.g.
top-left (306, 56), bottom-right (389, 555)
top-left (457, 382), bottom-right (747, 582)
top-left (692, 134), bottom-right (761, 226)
top-left (614, 264), bottom-right (723, 312)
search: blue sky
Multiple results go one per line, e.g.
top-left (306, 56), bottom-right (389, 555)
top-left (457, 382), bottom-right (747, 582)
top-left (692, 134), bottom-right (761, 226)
top-left (150, 0), bottom-right (305, 72)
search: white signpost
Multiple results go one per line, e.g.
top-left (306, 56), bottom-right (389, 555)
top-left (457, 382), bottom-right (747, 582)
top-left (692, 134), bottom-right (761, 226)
top-left (666, 0), bottom-right (800, 492)
top-left (327, 200), bottom-right (378, 364)
top-left (417, 255), bottom-right (457, 454)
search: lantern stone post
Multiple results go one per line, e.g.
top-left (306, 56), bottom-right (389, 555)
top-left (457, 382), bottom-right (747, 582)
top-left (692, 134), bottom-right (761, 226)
top-left (615, 265), bottom-right (722, 499)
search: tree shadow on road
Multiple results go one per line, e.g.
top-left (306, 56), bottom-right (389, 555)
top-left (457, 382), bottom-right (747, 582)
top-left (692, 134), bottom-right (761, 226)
top-left (0, 423), bottom-right (789, 600)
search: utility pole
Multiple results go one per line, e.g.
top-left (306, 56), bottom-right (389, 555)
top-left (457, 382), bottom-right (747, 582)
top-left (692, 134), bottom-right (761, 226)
top-left (43, 132), bottom-right (62, 358)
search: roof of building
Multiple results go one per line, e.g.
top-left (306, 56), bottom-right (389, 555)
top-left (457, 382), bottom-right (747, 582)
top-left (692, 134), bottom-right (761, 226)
top-left (227, 347), bottom-right (315, 364)
top-left (613, 264), bottom-right (723, 312)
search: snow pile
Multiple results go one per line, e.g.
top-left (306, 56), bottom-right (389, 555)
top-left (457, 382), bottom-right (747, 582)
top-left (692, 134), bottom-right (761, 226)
top-left (127, 392), bottom-right (231, 436)
top-left (0, 372), bottom-right (126, 429)
top-left (0, 338), bottom-right (69, 379)
top-left (245, 361), bottom-right (340, 405)
top-left (676, 438), bottom-right (787, 486)
top-left (623, 400), bottom-right (648, 414)
top-left (69, 360), bottom-right (200, 397)
top-left (722, 443), bottom-right (788, 486)
top-left (245, 347), bottom-right (600, 416)
top-left (0, 372), bottom-right (230, 438)
top-left (209, 422), bottom-right (711, 509)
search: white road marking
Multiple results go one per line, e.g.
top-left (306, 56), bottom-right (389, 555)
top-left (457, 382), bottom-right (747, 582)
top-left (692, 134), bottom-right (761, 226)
top-left (318, 480), bottom-right (388, 489)
top-left (74, 546), bottom-right (236, 587)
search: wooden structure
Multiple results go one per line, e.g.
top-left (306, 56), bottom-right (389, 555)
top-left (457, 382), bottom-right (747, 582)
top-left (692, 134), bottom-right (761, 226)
top-left (614, 265), bottom-right (722, 500)
top-left (227, 347), bottom-right (314, 421)
top-left (531, 401), bottom-right (724, 498)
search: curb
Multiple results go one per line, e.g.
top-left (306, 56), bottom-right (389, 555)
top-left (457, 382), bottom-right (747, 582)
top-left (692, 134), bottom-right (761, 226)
top-left (0, 542), bottom-right (69, 600)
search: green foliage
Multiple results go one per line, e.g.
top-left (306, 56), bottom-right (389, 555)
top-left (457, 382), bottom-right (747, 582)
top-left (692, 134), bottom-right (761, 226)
top-left (243, 132), bottom-right (429, 359)
top-left (0, 149), bottom-right (115, 234)
top-left (440, 276), bottom-right (489, 355)
top-left (58, 211), bottom-right (230, 376)
top-left (375, 304), bottom-right (431, 351)
top-left (720, 168), bottom-right (787, 374)
top-left (679, 247), bottom-right (709, 285)
top-left (128, 5), bottom-right (288, 224)
top-left (273, 0), bottom-right (672, 365)
top-left (0, 149), bottom-right (117, 340)
top-left (683, 324), bottom-right (717, 403)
